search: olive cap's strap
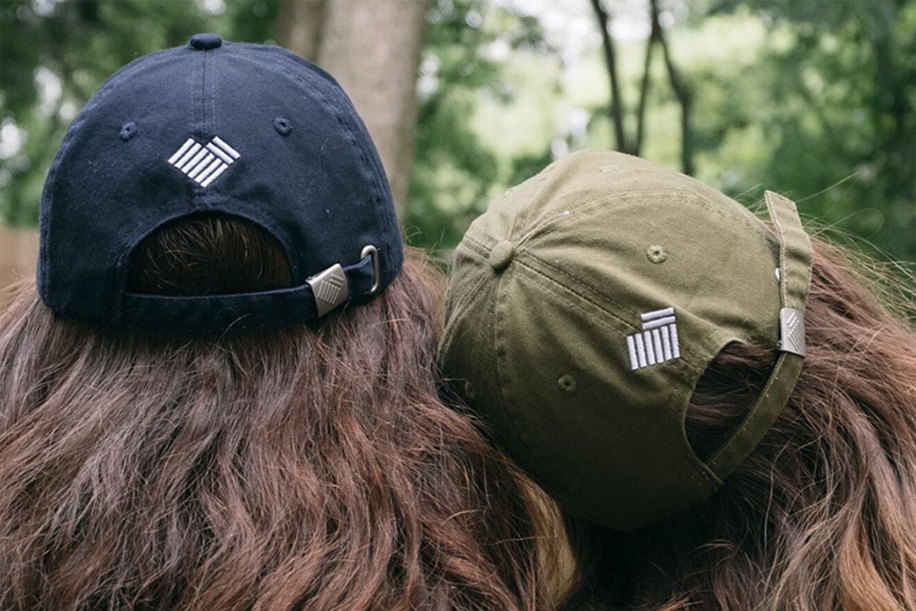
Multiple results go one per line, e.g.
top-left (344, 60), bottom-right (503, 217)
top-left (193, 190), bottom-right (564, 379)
top-left (707, 191), bottom-right (813, 480)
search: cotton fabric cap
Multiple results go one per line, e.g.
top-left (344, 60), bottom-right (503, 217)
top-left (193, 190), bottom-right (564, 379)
top-left (39, 34), bottom-right (402, 332)
top-left (438, 150), bottom-right (812, 531)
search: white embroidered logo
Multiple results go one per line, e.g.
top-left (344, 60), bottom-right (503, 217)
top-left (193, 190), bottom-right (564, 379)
top-left (626, 307), bottom-right (680, 371)
top-left (167, 136), bottom-right (240, 188)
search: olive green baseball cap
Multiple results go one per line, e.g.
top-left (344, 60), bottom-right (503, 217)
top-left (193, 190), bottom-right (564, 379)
top-left (438, 150), bottom-right (812, 531)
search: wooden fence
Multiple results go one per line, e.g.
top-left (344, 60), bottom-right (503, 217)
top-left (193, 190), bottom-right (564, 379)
top-left (0, 227), bottom-right (39, 309)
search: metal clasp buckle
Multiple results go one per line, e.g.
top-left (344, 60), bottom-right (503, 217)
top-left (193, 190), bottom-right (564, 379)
top-left (361, 245), bottom-right (380, 295)
top-left (307, 263), bottom-right (349, 318)
top-left (778, 308), bottom-right (806, 357)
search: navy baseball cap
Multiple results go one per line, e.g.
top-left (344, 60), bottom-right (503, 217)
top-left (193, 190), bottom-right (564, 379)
top-left (38, 33), bottom-right (403, 332)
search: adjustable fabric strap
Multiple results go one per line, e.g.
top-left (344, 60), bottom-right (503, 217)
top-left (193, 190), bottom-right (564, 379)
top-left (768, 191), bottom-right (813, 319)
top-left (119, 254), bottom-right (378, 332)
top-left (707, 191), bottom-right (813, 480)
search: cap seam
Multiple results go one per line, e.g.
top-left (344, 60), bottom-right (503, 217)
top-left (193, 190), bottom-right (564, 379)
top-left (502, 259), bottom-right (718, 522)
top-left (515, 252), bottom-right (710, 370)
top-left (461, 232), bottom-right (497, 257)
top-left (508, 161), bottom-right (558, 241)
top-left (516, 189), bottom-right (685, 247)
top-left (582, 157), bottom-right (768, 221)
top-left (515, 263), bottom-right (705, 379)
top-left (492, 266), bottom-right (534, 480)
top-left (197, 47), bottom-right (209, 210)
top-left (490, 264), bottom-right (610, 521)
top-left (441, 246), bottom-right (502, 348)
top-left (266, 51), bottom-right (396, 255)
top-left (511, 258), bottom-right (705, 375)
top-left (209, 43), bottom-right (217, 171)
top-left (516, 188), bottom-right (769, 250)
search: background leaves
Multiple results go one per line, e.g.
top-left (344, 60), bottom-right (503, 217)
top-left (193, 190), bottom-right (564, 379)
top-left (1, 0), bottom-right (913, 264)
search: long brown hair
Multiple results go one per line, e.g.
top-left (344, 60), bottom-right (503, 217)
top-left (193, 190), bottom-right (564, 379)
top-left (561, 238), bottom-right (916, 611)
top-left (0, 216), bottom-right (542, 611)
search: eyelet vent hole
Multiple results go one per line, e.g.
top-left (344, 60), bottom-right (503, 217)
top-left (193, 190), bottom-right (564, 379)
top-left (558, 374), bottom-right (578, 396)
top-left (120, 122), bottom-right (137, 141)
top-left (273, 117), bottom-right (292, 136)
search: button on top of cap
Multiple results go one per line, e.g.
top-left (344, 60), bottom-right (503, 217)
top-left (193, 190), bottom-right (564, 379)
top-left (189, 33), bottom-right (222, 50)
top-left (489, 241), bottom-right (515, 273)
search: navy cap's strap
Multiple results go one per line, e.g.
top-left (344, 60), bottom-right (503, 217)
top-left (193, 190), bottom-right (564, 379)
top-left (119, 254), bottom-right (378, 332)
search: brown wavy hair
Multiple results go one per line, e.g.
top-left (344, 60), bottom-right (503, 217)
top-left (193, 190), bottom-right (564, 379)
top-left (561, 238), bottom-right (916, 611)
top-left (0, 216), bottom-right (542, 611)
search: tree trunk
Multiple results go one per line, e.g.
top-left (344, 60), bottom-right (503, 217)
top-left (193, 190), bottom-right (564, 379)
top-left (0, 227), bottom-right (39, 304)
top-left (590, 0), bottom-right (631, 154)
top-left (277, 0), bottom-right (327, 61)
top-left (317, 0), bottom-right (427, 219)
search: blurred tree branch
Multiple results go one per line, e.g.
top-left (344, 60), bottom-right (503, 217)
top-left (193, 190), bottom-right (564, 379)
top-left (653, 0), bottom-right (695, 176)
top-left (590, 0), bottom-right (631, 154)
top-left (590, 0), bottom-right (695, 174)
top-left (635, 0), bottom-right (660, 153)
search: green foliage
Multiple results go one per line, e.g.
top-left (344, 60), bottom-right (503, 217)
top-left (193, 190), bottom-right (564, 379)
top-left (406, 0), bottom-right (551, 251)
top-left (703, 0), bottom-right (916, 262)
top-left (579, 0), bottom-right (914, 263)
top-left (1, 0), bottom-right (213, 224)
top-left (1, 0), bottom-right (913, 266)
top-left (0, 0), bottom-right (277, 226)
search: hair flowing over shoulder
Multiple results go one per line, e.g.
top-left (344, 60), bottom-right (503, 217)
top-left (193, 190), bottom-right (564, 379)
top-left (0, 217), bottom-right (542, 611)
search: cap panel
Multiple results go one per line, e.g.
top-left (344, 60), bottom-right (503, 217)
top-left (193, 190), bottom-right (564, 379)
top-left (440, 149), bottom-right (800, 530)
top-left (39, 48), bottom-right (202, 321)
top-left (39, 37), bottom-right (403, 330)
top-left (217, 45), bottom-right (402, 289)
top-left (438, 243), bottom-right (532, 467)
top-left (206, 45), bottom-right (401, 286)
top-left (507, 150), bottom-right (769, 251)
top-left (517, 189), bottom-right (782, 367)
top-left (492, 256), bottom-right (719, 529)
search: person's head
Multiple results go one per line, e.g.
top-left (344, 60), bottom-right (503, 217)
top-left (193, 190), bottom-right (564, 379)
top-left (0, 217), bottom-right (542, 611)
top-left (0, 35), bottom-right (542, 611)
top-left (440, 150), bottom-right (916, 611)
